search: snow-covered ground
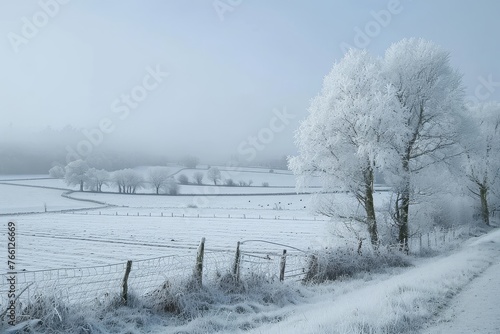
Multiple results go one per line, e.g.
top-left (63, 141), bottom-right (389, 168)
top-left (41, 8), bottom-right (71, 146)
top-left (7, 212), bottom-right (329, 271)
top-left (1, 174), bottom-right (498, 333)
top-left (420, 232), bottom-right (500, 334)
top-left (0, 184), bottom-right (103, 215)
top-left (236, 228), bottom-right (500, 334)
top-left (172, 167), bottom-right (322, 188)
top-left (3, 167), bottom-right (320, 194)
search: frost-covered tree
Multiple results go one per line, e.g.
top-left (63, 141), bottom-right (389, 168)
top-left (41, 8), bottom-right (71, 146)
top-left (207, 167), bottom-right (221, 185)
top-left (113, 169), bottom-right (144, 194)
top-left (113, 170), bottom-right (127, 193)
top-left (193, 171), bottom-right (204, 185)
top-left (289, 49), bottom-right (400, 248)
top-left (462, 102), bottom-right (500, 225)
top-left (164, 177), bottom-right (179, 195)
top-left (147, 167), bottom-right (170, 194)
top-left (85, 168), bottom-right (109, 192)
top-left (65, 160), bottom-right (89, 191)
top-left (49, 165), bottom-right (65, 178)
top-left (383, 38), bottom-right (465, 251)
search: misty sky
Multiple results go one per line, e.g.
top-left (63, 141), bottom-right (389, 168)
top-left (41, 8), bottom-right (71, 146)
top-left (1, 0), bottom-right (499, 162)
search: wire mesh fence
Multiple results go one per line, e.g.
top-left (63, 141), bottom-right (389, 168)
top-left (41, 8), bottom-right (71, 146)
top-left (1, 227), bottom-right (463, 325)
top-left (0, 240), bottom-right (312, 324)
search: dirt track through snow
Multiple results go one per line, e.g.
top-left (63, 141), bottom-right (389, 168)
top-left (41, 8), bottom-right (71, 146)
top-left (421, 239), bottom-right (500, 334)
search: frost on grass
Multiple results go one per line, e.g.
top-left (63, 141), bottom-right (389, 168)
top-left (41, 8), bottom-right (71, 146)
top-left (303, 247), bottom-right (412, 283)
top-left (1, 271), bottom-right (306, 334)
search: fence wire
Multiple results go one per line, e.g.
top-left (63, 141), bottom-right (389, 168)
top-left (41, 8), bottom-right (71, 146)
top-left (0, 228), bottom-right (462, 323)
top-left (0, 248), bottom-right (309, 321)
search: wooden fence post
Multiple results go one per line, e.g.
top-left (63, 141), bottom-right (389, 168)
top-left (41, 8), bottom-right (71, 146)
top-left (232, 241), bottom-right (241, 281)
top-left (122, 260), bottom-right (133, 305)
top-left (279, 249), bottom-right (287, 281)
top-left (194, 238), bottom-right (205, 287)
top-left (304, 254), bottom-right (318, 282)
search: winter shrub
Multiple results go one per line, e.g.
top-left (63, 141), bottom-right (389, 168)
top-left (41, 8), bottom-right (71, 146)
top-left (177, 174), bottom-right (189, 185)
top-left (224, 178), bottom-right (236, 186)
top-left (303, 247), bottom-right (411, 283)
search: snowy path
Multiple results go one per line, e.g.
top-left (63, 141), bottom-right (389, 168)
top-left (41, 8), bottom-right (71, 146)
top-left (421, 239), bottom-right (500, 334)
top-left (240, 229), bottom-right (500, 334)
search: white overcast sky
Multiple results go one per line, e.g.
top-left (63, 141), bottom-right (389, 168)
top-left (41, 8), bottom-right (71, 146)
top-left (0, 0), bottom-right (499, 160)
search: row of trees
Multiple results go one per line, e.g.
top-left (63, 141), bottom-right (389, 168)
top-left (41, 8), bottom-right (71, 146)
top-left (290, 38), bottom-right (500, 251)
top-left (52, 162), bottom-right (179, 195)
top-left (50, 163), bottom-right (257, 194)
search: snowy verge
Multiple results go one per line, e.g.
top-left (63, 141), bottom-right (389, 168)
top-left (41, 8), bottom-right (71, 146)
top-left (241, 228), bottom-right (500, 334)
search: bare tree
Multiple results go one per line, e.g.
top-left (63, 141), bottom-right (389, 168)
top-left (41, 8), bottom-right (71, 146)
top-left (207, 167), bottom-right (221, 185)
top-left (193, 172), bottom-right (204, 185)
top-left (147, 167), bottom-right (170, 194)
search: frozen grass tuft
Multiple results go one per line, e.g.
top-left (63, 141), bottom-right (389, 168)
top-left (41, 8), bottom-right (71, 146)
top-left (304, 247), bottom-right (412, 283)
top-left (1, 271), bottom-right (307, 333)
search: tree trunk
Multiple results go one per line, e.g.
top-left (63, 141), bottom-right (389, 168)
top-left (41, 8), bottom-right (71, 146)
top-left (80, 180), bottom-right (84, 192)
top-left (398, 186), bottom-right (410, 254)
top-left (398, 158), bottom-right (411, 254)
top-left (156, 186), bottom-right (159, 195)
top-left (480, 185), bottom-right (490, 226)
top-left (364, 167), bottom-right (378, 248)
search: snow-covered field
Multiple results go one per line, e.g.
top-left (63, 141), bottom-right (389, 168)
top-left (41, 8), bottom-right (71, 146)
top-left (1, 172), bottom-right (498, 333)
top-left (0, 171), bottom-right (332, 272)
top-left (241, 228), bottom-right (500, 334)
top-left (2, 167), bottom-right (322, 194)
top-left (0, 184), bottom-right (103, 215)
top-left (9, 212), bottom-right (329, 271)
